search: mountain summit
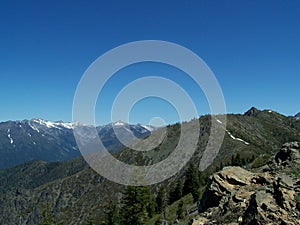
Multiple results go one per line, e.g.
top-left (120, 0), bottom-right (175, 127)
top-left (244, 107), bottom-right (261, 117)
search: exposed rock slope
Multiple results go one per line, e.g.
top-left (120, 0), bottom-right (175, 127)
top-left (193, 142), bottom-right (300, 225)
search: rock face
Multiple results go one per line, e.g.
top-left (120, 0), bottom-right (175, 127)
top-left (244, 107), bottom-right (261, 117)
top-left (275, 142), bottom-right (300, 163)
top-left (193, 142), bottom-right (300, 225)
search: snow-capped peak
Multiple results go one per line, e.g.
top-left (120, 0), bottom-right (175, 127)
top-left (112, 121), bottom-right (127, 126)
top-left (30, 119), bottom-right (74, 130)
top-left (58, 122), bottom-right (74, 129)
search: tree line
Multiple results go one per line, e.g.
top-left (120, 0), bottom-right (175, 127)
top-left (100, 162), bottom-right (205, 225)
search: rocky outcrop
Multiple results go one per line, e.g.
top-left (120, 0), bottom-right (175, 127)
top-left (193, 142), bottom-right (300, 225)
top-left (244, 107), bottom-right (261, 117)
top-left (275, 142), bottom-right (300, 164)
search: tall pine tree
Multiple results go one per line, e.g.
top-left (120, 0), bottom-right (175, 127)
top-left (183, 163), bottom-right (201, 203)
top-left (155, 186), bottom-right (165, 214)
top-left (169, 180), bottom-right (183, 204)
top-left (119, 186), bottom-right (151, 225)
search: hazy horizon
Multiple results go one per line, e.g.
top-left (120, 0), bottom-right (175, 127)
top-left (0, 106), bottom-right (298, 126)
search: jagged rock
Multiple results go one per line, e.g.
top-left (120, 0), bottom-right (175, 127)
top-left (194, 142), bottom-right (300, 225)
top-left (244, 107), bottom-right (261, 117)
top-left (199, 167), bottom-right (270, 213)
top-left (191, 217), bottom-right (209, 225)
top-left (242, 193), bottom-right (262, 225)
top-left (275, 142), bottom-right (300, 164)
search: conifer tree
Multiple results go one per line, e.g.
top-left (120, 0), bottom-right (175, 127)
top-left (176, 200), bottom-right (184, 219)
top-left (155, 186), bottom-right (165, 214)
top-left (119, 186), bottom-right (151, 225)
top-left (169, 180), bottom-right (183, 204)
top-left (183, 163), bottom-right (200, 203)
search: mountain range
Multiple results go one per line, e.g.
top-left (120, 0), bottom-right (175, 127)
top-left (0, 119), bottom-right (154, 169)
top-left (0, 107), bottom-right (299, 224)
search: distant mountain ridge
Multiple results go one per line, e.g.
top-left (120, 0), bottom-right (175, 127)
top-left (0, 119), bottom-right (154, 169)
top-left (0, 107), bottom-right (300, 224)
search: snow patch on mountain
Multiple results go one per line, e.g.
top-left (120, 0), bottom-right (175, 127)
top-left (141, 125), bottom-right (155, 132)
top-left (226, 130), bottom-right (249, 145)
top-left (7, 129), bottom-right (14, 144)
top-left (59, 122), bottom-right (73, 129)
top-left (216, 119), bottom-right (223, 124)
top-left (28, 122), bottom-right (40, 133)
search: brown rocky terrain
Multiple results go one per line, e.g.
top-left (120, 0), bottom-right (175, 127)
top-left (192, 142), bottom-right (300, 225)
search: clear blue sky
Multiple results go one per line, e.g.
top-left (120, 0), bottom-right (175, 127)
top-left (1, 0), bottom-right (299, 125)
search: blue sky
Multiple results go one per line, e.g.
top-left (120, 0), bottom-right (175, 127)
top-left (0, 0), bottom-right (300, 125)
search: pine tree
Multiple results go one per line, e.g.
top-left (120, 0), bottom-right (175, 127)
top-left (198, 171), bottom-right (205, 186)
top-left (183, 163), bottom-right (200, 203)
top-left (155, 186), bottom-right (165, 214)
top-left (119, 186), bottom-right (151, 225)
top-left (169, 180), bottom-right (183, 204)
top-left (176, 200), bottom-right (184, 219)
top-left (146, 188), bottom-right (156, 218)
